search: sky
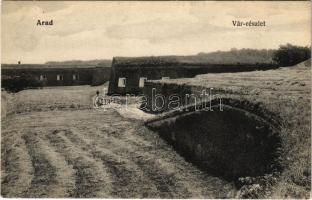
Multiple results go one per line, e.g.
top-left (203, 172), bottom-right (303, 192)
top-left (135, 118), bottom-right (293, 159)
top-left (2, 1), bottom-right (311, 64)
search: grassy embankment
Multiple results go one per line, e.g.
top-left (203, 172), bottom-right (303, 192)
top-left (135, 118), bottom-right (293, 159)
top-left (147, 59), bottom-right (311, 198)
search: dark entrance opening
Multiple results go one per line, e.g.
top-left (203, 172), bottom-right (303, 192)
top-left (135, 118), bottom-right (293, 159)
top-left (146, 104), bottom-right (281, 180)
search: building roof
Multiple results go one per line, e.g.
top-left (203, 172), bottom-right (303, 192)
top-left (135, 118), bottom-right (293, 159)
top-left (112, 55), bottom-right (277, 68)
top-left (1, 64), bottom-right (110, 70)
top-left (113, 56), bottom-right (180, 67)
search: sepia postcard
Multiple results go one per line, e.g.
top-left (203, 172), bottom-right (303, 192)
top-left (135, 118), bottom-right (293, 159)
top-left (1, 1), bottom-right (311, 199)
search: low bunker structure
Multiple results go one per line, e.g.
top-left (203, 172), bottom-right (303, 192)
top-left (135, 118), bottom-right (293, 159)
top-left (143, 60), bottom-right (311, 197)
top-left (2, 64), bottom-right (111, 87)
top-left (108, 56), bottom-right (277, 95)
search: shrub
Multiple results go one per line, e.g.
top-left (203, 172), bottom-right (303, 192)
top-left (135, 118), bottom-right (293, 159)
top-left (2, 73), bottom-right (43, 93)
top-left (273, 44), bottom-right (311, 66)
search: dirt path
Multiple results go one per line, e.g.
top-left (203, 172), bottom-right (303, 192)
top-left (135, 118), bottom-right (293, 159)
top-left (1, 108), bottom-right (236, 198)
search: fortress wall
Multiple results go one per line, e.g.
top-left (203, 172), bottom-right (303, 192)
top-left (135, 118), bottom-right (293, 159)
top-left (2, 66), bottom-right (111, 87)
top-left (91, 67), bottom-right (111, 86)
top-left (108, 61), bottom-right (278, 95)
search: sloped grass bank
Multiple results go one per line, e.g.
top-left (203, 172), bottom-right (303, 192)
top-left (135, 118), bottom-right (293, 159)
top-left (142, 62), bottom-right (311, 198)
